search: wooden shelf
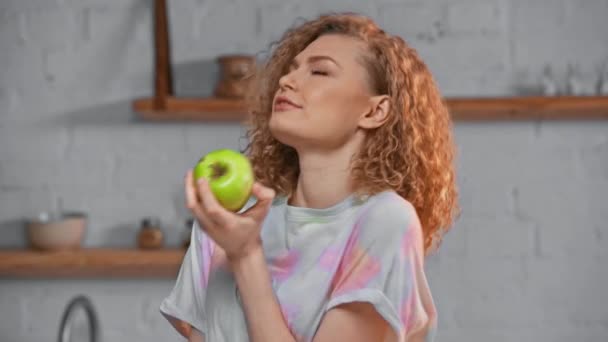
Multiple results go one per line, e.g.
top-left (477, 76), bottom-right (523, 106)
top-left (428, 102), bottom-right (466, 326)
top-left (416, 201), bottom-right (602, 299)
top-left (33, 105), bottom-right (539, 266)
top-left (448, 95), bottom-right (608, 121)
top-left (0, 249), bottom-right (186, 278)
top-left (134, 96), bottom-right (248, 121)
top-left (133, 95), bottom-right (608, 122)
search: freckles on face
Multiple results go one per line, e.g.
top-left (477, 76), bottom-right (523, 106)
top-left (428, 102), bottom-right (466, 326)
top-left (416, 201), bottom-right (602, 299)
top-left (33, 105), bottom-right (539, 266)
top-left (270, 34), bottom-right (375, 149)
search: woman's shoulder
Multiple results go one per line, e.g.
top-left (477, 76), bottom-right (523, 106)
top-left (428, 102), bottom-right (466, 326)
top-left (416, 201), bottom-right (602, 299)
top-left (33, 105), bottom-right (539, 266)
top-left (355, 190), bottom-right (421, 241)
top-left (361, 190), bottom-right (417, 221)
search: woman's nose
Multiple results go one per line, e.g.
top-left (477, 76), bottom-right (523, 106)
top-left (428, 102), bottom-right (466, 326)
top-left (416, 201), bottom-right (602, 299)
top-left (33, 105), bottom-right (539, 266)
top-left (278, 71), bottom-right (297, 91)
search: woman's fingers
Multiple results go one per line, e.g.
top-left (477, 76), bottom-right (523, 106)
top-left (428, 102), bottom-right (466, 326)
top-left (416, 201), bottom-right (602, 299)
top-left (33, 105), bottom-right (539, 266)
top-left (184, 170), bottom-right (214, 230)
top-left (243, 182), bottom-right (275, 221)
top-left (196, 177), bottom-right (232, 228)
top-left (184, 170), bottom-right (201, 212)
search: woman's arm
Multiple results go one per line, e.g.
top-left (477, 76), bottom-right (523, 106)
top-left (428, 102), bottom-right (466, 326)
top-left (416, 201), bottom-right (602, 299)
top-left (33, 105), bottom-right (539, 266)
top-left (165, 318), bottom-right (205, 342)
top-left (314, 302), bottom-right (393, 342)
top-left (231, 247), bottom-right (393, 342)
top-left (189, 327), bottom-right (205, 342)
top-left (166, 317), bottom-right (191, 339)
top-left (230, 246), bottom-right (296, 342)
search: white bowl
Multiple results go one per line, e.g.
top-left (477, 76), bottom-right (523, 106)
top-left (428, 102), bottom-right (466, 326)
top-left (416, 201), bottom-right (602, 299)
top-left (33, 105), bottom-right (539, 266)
top-left (25, 212), bottom-right (87, 251)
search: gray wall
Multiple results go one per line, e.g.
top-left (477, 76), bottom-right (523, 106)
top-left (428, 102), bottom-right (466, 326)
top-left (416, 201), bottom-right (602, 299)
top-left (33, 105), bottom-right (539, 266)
top-left (1, 0), bottom-right (607, 341)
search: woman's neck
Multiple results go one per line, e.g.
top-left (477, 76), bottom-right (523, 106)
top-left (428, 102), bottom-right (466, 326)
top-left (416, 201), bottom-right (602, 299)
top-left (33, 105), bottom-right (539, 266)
top-left (288, 138), bottom-right (362, 209)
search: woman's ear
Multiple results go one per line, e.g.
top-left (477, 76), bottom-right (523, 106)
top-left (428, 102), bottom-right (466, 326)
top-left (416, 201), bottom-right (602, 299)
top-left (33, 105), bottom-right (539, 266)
top-left (358, 95), bottom-right (390, 129)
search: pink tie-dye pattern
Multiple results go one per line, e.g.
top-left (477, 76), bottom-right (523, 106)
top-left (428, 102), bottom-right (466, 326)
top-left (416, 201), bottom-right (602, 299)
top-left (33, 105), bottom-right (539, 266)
top-left (399, 219), bottom-right (435, 335)
top-left (280, 302), bottom-right (299, 329)
top-left (401, 286), bottom-right (435, 336)
top-left (210, 246), bottom-right (229, 271)
top-left (401, 288), bottom-right (416, 332)
top-left (280, 302), bottom-right (309, 341)
top-left (331, 220), bottom-right (381, 297)
top-left (269, 249), bottom-right (301, 282)
top-left (318, 246), bottom-right (341, 272)
top-left (199, 233), bottom-right (215, 289)
top-left (399, 223), bottom-right (418, 331)
top-left (400, 223), bottom-right (419, 260)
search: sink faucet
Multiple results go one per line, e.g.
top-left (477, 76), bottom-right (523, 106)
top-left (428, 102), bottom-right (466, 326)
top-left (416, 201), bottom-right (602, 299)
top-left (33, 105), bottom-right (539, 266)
top-left (57, 295), bottom-right (99, 342)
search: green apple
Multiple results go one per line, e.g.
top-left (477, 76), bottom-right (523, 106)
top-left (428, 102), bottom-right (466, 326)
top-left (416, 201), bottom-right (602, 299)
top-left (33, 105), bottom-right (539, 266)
top-left (193, 149), bottom-right (254, 212)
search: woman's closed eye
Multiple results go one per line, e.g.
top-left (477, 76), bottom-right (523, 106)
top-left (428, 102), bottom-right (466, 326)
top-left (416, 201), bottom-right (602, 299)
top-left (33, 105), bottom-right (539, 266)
top-left (311, 69), bottom-right (329, 76)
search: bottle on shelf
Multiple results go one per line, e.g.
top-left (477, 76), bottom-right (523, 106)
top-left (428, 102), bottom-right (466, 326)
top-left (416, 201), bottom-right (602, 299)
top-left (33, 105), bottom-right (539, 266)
top-left (137, 217), bottom-right (164, 250)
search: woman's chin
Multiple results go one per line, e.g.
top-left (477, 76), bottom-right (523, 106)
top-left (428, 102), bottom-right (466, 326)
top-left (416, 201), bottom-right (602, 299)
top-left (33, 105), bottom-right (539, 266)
top-left (269, 120), bottom-right (305, 148)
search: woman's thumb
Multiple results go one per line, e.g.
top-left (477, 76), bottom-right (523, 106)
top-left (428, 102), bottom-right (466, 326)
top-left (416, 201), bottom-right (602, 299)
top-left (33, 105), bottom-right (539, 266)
top-left (252, 182), bottom-right (275, 202)
top-left (244, 183), bottom-right (275, 221)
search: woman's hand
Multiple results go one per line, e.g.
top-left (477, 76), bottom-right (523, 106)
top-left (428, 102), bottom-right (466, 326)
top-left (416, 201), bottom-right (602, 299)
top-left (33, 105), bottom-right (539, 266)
top-left (184, 169), bottom-right (275, 264)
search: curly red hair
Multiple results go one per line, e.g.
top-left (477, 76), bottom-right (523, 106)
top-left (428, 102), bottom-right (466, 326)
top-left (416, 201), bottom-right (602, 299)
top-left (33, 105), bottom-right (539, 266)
top-left (243, 13), bottom-right (459, 255)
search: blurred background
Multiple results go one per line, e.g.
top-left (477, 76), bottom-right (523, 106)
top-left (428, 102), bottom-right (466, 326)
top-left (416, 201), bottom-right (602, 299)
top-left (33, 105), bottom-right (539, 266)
top-left (1, 0), bottom-right (607, 341)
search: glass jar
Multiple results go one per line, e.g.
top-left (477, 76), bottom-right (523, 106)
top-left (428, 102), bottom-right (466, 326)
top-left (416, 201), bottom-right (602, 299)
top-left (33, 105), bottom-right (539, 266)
top-left (137, 217), bottom-right (164, 249)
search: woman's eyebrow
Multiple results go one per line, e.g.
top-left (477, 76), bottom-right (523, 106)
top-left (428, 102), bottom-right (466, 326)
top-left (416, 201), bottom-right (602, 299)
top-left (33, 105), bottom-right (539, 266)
top-left (291, 55), bottom-right (342, 69)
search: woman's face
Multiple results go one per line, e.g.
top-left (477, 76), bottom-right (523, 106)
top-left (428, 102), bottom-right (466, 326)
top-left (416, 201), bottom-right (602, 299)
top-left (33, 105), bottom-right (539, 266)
top-left (269, 34), bottom-right (379, 151)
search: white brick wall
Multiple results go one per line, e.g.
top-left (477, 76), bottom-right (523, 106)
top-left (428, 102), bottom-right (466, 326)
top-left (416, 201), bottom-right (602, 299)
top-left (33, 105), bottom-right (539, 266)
top-left (1, 0), bottom-right (607, 341)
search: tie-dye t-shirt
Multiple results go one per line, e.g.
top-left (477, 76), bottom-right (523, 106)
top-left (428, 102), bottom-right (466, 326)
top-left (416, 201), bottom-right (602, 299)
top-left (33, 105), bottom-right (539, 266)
top-left (160, 190), bottom-right (437, 341)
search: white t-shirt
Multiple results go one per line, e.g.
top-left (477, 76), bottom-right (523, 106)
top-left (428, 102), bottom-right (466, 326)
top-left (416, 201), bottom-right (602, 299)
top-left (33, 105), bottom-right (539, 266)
top-left (160, 190), bottom-right (437, 341)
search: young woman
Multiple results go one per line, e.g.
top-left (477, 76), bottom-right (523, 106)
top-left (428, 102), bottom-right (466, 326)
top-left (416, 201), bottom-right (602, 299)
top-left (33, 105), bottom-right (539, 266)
top-left (161, 12), bottom-right (459, 342)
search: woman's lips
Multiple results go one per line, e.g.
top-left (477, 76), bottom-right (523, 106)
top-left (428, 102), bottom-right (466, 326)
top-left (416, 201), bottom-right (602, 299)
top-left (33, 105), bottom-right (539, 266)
top-left (274, 101), bottom-right (301, 112)
top-left (274, 96), bottom-right (302, 112)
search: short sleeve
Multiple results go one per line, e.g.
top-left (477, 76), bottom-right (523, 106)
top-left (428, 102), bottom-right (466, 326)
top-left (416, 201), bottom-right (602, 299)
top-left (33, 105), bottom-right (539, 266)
top-left (325, 194), bottom-right (438, 341)
top-left (160, 220), bottom-right (213, 335)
